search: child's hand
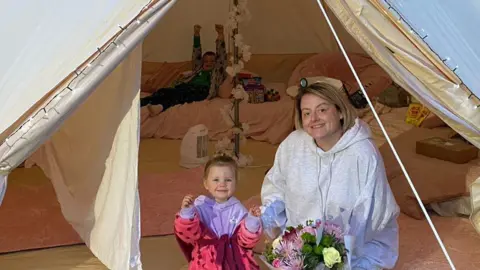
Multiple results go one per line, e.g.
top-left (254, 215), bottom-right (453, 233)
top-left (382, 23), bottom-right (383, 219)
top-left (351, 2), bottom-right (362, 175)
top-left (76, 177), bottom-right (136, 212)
top-left (215, 24), bottom-right (224, 34)
top-left (181, 194), bottom-right (195, 209)
top-left (194, 24), bottom-right (201, 35)
top-left (249, 205), bottom-right (261, 217)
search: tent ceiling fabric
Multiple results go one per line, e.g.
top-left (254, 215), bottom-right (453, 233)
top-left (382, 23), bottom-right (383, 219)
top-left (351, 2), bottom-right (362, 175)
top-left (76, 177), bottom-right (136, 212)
top-left (0, 0), bottom-right (152, 138)
top-left (142, 0), bottom-right (364, 62)
top-left (384, 0), bottom-right (480, 98)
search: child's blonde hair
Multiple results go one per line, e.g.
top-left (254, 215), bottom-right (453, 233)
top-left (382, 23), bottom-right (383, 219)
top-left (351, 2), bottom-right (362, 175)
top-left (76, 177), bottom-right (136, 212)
top-left (203, 155), bottom-right (238, 180)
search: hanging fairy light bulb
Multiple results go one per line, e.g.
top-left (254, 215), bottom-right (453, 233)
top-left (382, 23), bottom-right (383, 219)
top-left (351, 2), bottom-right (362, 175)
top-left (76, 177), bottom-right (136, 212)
top-left (419, 28), bottom-right (428, 39)
top-left (21, 119), bottom-right (33, 133)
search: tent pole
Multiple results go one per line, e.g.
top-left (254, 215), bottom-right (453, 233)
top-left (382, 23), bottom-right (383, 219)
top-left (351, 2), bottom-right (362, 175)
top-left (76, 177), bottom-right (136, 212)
top-left (233, 0), bottom-right (240, 157)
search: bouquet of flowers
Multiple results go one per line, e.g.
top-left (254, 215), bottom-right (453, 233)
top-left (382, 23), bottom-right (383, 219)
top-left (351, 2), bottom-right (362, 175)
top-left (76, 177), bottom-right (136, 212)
top-left (261, 220), bottom-right (348, 270)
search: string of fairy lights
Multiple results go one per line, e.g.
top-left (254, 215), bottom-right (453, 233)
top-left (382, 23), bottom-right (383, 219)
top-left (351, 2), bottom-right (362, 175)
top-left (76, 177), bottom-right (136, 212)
top-left (3, 0), bottom-right (157, 152)
top-left (382, 0), bottom-right (479, 109)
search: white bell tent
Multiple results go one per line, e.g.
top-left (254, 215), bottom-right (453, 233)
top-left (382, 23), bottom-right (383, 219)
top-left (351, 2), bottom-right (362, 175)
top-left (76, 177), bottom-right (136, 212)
top-left (0, 0), bottom-right (479, 269)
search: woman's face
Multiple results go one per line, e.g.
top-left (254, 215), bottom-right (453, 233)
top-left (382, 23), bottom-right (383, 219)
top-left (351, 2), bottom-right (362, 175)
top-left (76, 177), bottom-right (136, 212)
top-left (300, 93), bottom-right (343, 148)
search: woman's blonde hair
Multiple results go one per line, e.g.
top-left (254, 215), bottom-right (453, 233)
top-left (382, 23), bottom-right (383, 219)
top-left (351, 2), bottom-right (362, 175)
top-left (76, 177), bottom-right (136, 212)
top-left (295, 82), bottom-right (357, 132)
top-left (203, 154), bottom-right (238, 180)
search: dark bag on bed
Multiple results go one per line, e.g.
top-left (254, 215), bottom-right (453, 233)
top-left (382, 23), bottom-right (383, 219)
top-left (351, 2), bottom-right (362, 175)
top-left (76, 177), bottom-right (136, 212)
top-left (341, 85), bottom-right (369, 109)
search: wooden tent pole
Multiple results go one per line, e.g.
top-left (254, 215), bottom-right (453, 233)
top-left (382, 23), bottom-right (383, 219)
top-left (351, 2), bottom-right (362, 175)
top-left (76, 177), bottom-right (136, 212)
top-left (233, 0), bottom-right (240, 157)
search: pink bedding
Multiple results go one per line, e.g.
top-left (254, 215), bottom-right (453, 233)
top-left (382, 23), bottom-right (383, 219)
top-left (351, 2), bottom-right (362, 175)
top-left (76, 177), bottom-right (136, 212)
top-left (140, 97), bottom-right (295, 145)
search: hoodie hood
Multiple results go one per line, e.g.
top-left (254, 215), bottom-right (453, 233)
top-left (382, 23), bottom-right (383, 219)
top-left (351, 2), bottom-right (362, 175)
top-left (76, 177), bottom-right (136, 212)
top-left (304, 118), bottom-right (372, 156)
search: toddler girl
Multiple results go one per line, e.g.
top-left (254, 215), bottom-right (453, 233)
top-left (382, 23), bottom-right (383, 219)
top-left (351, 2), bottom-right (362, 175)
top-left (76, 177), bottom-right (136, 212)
top-left (174, 155), bottom-right (262, 269)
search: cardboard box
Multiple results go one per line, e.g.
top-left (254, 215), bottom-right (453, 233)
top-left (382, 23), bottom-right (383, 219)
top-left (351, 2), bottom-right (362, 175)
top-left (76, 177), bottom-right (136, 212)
top-left (416, 137), bottom-right (478, 164)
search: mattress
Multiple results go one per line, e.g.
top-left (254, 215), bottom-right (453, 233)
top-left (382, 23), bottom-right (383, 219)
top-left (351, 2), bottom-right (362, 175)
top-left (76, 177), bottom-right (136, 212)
top-left (140, 91), bottom-right (295, 145)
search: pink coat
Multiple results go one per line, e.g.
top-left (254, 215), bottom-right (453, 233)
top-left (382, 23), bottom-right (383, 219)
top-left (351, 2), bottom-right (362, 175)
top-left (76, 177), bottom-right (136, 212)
top-left (174, 211), bottom-right (262, 270)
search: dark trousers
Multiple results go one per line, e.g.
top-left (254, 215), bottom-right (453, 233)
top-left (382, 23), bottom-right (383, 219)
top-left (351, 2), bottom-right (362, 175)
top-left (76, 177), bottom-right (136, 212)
top-left (140, 84), bottom-right (209, 112)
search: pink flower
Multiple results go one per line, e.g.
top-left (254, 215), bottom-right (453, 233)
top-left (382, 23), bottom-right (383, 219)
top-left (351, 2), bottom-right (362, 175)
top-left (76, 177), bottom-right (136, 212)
top-left (272, 258), bottom-right (281, 268)
top-left (283, 228), bottom-right (298, 242)
top-left (285, 254), bottom-right (304, 269)
top-left (291, 237), bottom-right (304, 251)
top-left (324, 222), bottom-right (344, 240)
top-left (299, 226), bottom-right (316, 237)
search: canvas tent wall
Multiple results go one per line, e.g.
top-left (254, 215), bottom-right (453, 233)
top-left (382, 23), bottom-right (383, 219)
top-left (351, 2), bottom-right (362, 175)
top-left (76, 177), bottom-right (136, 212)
top-left (1, 0), bottom-right (479, 269)
top-left (0, 0), bottom-right (177, 269)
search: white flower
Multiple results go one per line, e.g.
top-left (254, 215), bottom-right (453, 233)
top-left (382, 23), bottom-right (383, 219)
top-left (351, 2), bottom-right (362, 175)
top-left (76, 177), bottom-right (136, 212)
top-left (234, 34), bottom-right (244, 47)
top-left (226, 64), bottom-right (243, 77)
top-left (240, 134), bottom-right (247, 146)
top-left (272, 237), bottom-right (282, 250)
top-left (232, 84), bottom-right (248, 100)
top-left (237, 153), bottom-right (253, 167)
top-left (232, 127), bottom-right (242, 135)
top-left (241, 122), bottom-right (250, 133)
top-left (242, 50), bottom-right (252, 62)
top-left (215, 136), bottom-right (232, 152)
top-left (323, 247), bottom-right (342, 268)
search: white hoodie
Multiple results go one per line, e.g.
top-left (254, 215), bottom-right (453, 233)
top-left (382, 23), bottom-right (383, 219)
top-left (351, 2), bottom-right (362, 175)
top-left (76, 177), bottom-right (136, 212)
top-left (261, 119), bottom-right (399, 270)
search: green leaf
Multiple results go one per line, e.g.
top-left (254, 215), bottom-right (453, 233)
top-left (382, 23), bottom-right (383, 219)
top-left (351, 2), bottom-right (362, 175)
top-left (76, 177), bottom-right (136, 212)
top-left (313, 245), bottom-right (324, 255)
top-left (302, 244), bottom-right (313, 254)
top-left (321, 234), bottom-right (333, 246)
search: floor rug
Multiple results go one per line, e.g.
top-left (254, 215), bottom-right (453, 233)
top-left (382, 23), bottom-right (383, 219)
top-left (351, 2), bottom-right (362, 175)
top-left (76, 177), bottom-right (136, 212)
top-left (0, 167), bottom-right (206, 253)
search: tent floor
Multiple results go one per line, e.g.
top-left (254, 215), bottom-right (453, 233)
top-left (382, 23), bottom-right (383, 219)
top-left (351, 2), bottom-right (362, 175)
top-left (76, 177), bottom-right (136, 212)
top-left (0, 138), bottom-right (473, 269)
top-left (0, 138), bottom-right (277, 270)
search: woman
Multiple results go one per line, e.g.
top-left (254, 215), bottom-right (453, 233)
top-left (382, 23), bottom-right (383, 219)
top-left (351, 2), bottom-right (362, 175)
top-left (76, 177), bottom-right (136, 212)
top-left (141, 24), bottom-right (232, 115)
top-left (261, 81), bottom-right (399, 269)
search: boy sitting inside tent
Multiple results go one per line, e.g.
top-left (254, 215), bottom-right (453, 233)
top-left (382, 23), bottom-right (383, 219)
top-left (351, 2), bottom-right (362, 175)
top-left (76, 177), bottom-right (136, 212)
top-left (141, 24), bottom-right (233, 116)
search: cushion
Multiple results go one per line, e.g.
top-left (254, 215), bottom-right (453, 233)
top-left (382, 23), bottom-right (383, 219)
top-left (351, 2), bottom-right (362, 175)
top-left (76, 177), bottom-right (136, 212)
top-left (377, 84), bottom-right (411, 108)
top-left (419, 113), bottom-right (447, 129)
top-left (141, 61), bottom-right (191, 93)
top-left (379, 127), bottom-right (473, 219)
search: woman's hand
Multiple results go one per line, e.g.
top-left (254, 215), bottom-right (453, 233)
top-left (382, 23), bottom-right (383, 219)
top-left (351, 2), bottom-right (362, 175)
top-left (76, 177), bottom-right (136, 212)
top-left (249, 205), bottom-right (262, 217)
top-left (181, 194), bottom-right (195, 209)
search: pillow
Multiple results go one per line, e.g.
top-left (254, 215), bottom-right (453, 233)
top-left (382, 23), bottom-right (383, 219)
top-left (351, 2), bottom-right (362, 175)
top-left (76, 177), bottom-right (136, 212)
top-left (141, 61), bottom-right (190, 93)
top-left (419, 113), bottom-right (447, 129)
top-left (379, 127), bottom-right (473, 219)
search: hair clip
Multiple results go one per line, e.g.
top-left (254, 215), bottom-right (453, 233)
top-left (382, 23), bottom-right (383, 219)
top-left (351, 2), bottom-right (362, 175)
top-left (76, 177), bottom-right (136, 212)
top-left (300, 78), bottom-right (309, 88)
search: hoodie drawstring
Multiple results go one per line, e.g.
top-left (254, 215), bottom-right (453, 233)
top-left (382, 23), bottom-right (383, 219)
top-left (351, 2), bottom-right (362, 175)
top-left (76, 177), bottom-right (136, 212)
top-left (316, 151), bottom-right (336, 225)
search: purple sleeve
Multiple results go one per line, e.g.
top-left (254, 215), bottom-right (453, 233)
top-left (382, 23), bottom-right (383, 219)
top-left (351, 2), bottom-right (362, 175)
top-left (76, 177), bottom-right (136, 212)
top-left (179, 206), bottom-right (195, 219)
top-left (245, 213), bottom-right (261, 233)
